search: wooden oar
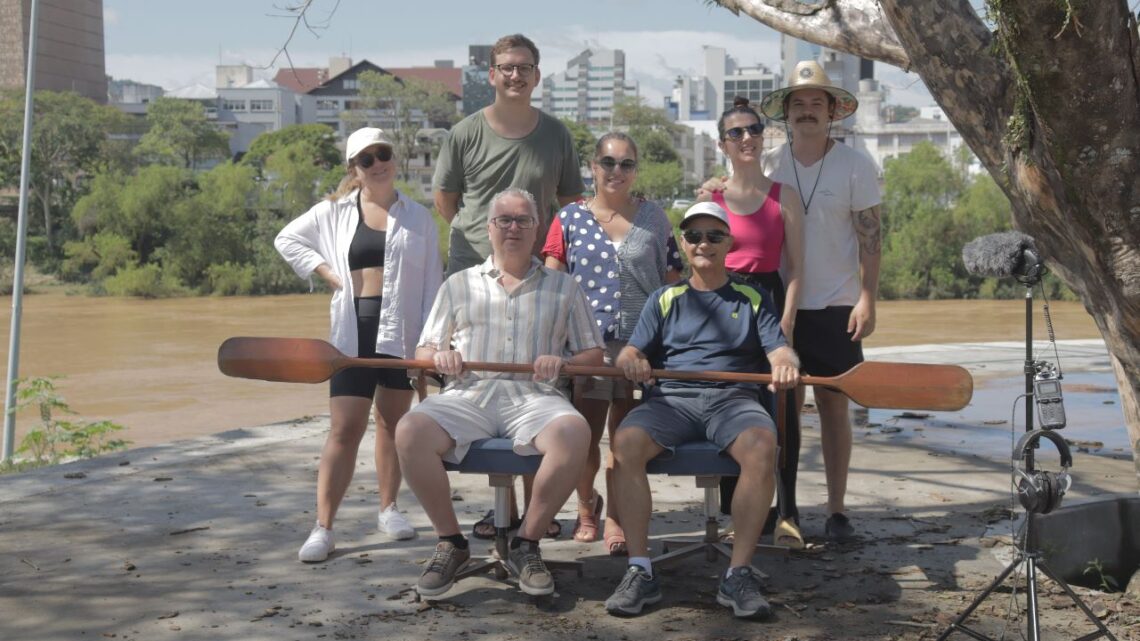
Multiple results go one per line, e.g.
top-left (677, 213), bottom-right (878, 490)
top-left (217, 336), bottom-right (973, 411)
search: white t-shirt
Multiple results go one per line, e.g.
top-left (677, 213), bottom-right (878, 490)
top-left (763, 141), bottom-right (881, 310)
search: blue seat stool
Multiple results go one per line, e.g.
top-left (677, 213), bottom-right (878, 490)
top-left (647, 441), bottom-right (789, 569)
top-left (434, 438), bottom-right (583, 594)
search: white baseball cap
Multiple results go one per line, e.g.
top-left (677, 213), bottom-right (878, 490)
top-left (345, 127), bottom-right (394, 164)
top-left (680, 201), bottom-right (730, 229)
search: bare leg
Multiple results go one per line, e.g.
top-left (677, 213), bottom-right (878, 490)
top-left (603, 398), bottom-right (633, 533)
top-left (814, 387), bottom-right (852, 515)
top-left (610, 425), bottom-right (665, 558)
top-left (373, 387), bottom-right (414, 507)
top-left (516, 416), bottom-right (591, 541)
top-left (316, 396), bottom-right (373, 528)
top-left (724, 428), bottom-right (778, 568)
top-left (394, 412), bottom-right (461, 536)
top-left (575, 396), bottom-right (610, 518)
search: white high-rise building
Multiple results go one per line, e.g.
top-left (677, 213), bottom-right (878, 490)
top-left (531, 48), bottom-right (638, 127)
top-left (666, 46), bottom-right (779, 122)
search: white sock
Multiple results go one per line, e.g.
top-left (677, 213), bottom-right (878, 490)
top-left (629, 557), bottom-right (652, 577)
top-left (726, 566), bottom-right (743, 579)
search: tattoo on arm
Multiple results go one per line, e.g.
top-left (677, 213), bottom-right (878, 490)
top-left (854, 206), bottom-right (882, 256)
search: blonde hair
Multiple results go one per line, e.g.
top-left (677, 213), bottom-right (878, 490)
top-left (325, 169), bottom-right (361, 201)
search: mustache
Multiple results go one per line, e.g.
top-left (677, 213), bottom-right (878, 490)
top-left (796, 115), bottom-right (819, 123)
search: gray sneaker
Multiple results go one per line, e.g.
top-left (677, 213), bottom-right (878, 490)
top-left (505, 540), bottom-right (554, 595)
top-left (416, 541), bottom-right (470, 597)
top-left (605, 565), bottom-right (662, 616)
top-left (717, 566), bottom-right (771, 619)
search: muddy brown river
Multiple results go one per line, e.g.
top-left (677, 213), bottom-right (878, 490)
top-left (0, 293), bottom-right (1101, 450)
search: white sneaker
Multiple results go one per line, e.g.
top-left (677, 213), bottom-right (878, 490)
top-left (298, 523), bottom-right (334, 562)
top-left (378, 503), bottom-right (416, 540)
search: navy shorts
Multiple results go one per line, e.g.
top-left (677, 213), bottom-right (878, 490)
top-left (618, 386), bottom-right (775, 455)
top-left (793, 306), bottom-right (864, 377)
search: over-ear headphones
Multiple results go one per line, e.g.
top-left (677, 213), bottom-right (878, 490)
top-left (1013, 429), bottom-right (1072, 514)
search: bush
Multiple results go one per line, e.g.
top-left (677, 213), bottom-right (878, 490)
top-left (206, 261), bottom-right (256, 295)
top-left (102, 263), bottom-right (187, 298)
top-left (10, 377), bottom-right (129, 469)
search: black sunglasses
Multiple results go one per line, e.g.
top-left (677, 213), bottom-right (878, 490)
top-left (723, 123), bottom-right (764, 142)
top-left (355, 147), bottom-right (393, 168)
top-left (681, 229), bottom-right (729, 245)
top-left (595, 156), bottom-right (638, 172)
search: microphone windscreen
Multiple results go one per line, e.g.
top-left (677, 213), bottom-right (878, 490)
top-left (962, 232), bottom-right (1038, 278)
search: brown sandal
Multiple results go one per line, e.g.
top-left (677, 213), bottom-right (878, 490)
top-left (572, 492), bottom-right (603, 543)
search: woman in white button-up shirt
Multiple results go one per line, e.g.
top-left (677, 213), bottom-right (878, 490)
top-left (275, 127), bottom-right (443, 562)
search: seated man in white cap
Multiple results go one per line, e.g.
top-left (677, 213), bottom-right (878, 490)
top-left (603, 202), bottom-right (801, 620)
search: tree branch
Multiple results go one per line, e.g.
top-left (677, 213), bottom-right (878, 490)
top-left (710, 0), bottom-right (910, 68)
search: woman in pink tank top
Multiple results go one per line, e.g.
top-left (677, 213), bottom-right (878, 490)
top-left (702, 96), bottom-right (806, 550)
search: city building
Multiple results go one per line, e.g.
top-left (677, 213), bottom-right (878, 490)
top-left (0, 0), bottom-right (106, 102)
top-left (461, 44), bottom-right (493, 115)
top-left (665, 46), bottom-right (780, 122)
top-left (107, 78), bottom-right (164, 117)
top-left (531, 48), bottom-right (638, 127)
top-left (215, 73), bottom-right (299, 157)
top-left (849, 78), bottom-right (970, 176)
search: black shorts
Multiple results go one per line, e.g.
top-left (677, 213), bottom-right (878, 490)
top-left (793, 306), bottom-right (864, 377)
top-left (329, 296), bottom-right (414, 398)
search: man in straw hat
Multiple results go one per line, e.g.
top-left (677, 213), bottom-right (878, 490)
top-left (759, 60), bottom-right (882, 544)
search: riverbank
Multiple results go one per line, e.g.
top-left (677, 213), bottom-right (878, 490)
top-left (3, 389), bottom-right (1136, 641)
top-left (0, 293), bottom-right (1107, 451)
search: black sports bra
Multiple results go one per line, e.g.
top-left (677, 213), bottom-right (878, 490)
top-left (348, 193), bottom-right (386, 271)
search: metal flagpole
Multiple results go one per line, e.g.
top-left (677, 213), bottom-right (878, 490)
top-left (3, 0), bottom-right (42, 462)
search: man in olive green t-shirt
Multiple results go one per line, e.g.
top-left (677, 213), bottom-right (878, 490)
top-left (433, 33), bottom-right (584, 276)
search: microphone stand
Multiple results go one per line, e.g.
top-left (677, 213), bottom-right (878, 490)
top-left (937, 281), bottom-right (1116, 641)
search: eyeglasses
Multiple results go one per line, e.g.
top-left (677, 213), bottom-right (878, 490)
top-left (490, 216), bottom-right (536, 230)
top-left (595, 156), bottom-right (638, 173)
top-left (355, 147), bottom-right (393, 168)
top-left (681, 229), bottom-right (729, 245)
top-left (723, 123), bottom-right (764, 142)
top-left (494, 63), bottom-right (536, 76)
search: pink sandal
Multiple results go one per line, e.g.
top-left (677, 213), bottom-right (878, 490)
top-left (572, 492), bottom-right (603, 543)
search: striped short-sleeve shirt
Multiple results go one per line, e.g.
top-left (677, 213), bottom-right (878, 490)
top-left (418, 255), bottom-right (604, 406)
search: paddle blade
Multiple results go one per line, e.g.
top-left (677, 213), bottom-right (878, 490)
top-left (218, 337), bottom-right (343, 384)
top-left (830, 361), bottom-right (973, 411)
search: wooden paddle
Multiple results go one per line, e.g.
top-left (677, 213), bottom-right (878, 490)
top-left (217, 336), bottom-right (973, 411)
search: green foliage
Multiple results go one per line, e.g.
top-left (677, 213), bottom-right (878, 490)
top-left (206, 261), bottom-right (256, 296)
top-left (60, 231), bottom-right (137, 282)
top-left (13, 377), bottom-right (129, 468)
top-left (0, 90), bottom-right (130, 256)
top-left (634, 161), bottom-right (684, 201)
top-left (560, 118), bottom-right (596, 167)
top-left (1083, 559), bottom-right (1120, 593)
top-left (102, 263), bottom-right (187, 298)
top-left (350, 71), bottom-right (459, 181)
top-left (241, 123), bottom-right (340, 170)
top-left (135, 97), bottom-right (231, 168)
top-left (72, 165), bottom-right (190, 263)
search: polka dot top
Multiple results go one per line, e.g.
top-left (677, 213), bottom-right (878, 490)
top-left (543, 199), bottom-right (683, 341)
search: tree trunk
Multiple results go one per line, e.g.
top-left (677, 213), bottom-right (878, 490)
top-left (39, 182), bottom-right (53, 253)
top-left (718, 0), bottom-right (1140, 486)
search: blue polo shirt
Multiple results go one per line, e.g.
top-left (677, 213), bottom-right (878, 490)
top-left (628, 279), bottom-right (786, 392)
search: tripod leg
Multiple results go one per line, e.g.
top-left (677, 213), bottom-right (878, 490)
top-left (1034, 561), bottom-right (1119, 641)
top-left (937, 554), bottom-right (1024, 641)
top-left (1025, 555), bottom-right (1040, 641)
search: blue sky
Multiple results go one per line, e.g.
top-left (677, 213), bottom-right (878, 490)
top-left (104, 0), bottom-right (935, 107)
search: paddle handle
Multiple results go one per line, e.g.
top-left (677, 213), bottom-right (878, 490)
top-left (339, 356), bottom-right (826, 388)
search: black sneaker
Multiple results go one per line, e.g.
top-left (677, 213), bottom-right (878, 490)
top-left (506, 540), bottom-right (554, 595)
top-left (716, 566), bottom-right (771, 619)
top-left (416, 541), bottom-right (471, 597)
top-left (605, 565), bottom-right (662, 616)
top-left (825, 512), bottom-right (857, 543)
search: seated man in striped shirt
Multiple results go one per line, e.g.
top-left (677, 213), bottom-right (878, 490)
top-left (395, 188), bottom-right (604, 599)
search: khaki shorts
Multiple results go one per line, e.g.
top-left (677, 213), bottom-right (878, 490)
top-left (579, 341), bottom-right (632, 401)
top-left (408, 390), bottom-right (582, 463)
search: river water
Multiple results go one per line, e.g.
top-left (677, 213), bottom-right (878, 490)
top-left (0, 293), bottom-right (1110, 451)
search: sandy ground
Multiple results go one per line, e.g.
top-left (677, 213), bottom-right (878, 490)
top-left (2, 341), bottom-right (1137, 641)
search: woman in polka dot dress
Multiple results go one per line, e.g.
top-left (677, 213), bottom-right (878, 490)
top-left (542, 132), bottom-right (683, 553)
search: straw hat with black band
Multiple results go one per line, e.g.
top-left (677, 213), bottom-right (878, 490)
top-left (760, 60), bottom-right (858, 123)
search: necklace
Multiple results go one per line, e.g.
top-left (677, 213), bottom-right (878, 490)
top-left (788, 124), bottom-right (832, 215)
top-left (586, 197), bottom-right (626, 224)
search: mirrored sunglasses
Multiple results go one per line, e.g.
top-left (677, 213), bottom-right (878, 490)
top-left (723, 123), bottom-right (764, 142)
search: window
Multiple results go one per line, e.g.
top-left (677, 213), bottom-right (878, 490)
top-left (343, 79), bottom-right (358, 90)
top-left (316, 99), bottom-right (339, 111)
top-left (222, 99), bottom-right (246, 112)
top-left (250, 100), bottom-right (274, 112)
